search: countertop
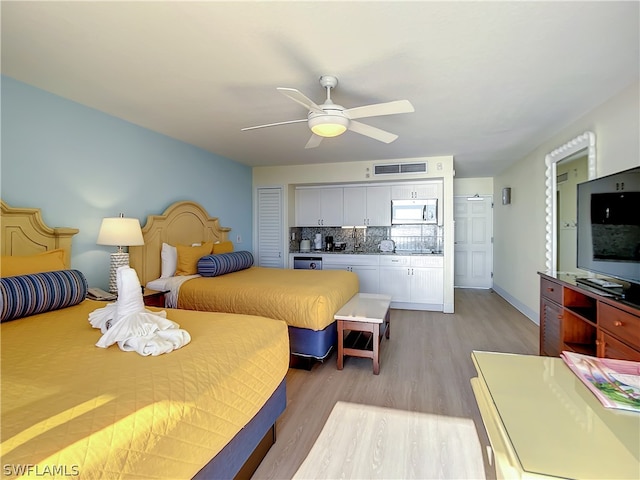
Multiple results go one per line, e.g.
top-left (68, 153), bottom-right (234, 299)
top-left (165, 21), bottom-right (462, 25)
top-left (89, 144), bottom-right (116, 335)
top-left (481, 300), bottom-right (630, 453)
top-left (290, 250), bottom-right (443, 256)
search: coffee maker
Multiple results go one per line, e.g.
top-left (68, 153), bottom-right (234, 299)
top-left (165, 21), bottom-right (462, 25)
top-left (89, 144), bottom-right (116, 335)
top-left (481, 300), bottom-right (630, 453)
top-left (325, 236), bottom-right (334, 251)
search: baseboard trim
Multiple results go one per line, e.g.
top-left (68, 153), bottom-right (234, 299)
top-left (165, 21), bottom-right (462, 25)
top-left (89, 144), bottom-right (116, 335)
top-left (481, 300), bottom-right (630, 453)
top-left (491, 284), bottom-right (539, 325)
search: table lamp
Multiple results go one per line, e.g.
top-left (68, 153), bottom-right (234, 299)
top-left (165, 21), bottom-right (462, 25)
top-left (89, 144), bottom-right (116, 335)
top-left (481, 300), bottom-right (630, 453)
top-left (97, 213), bottom-right (144, 293)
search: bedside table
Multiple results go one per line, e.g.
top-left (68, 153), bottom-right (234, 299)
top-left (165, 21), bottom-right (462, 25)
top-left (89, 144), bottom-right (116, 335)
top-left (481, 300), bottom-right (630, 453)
top-left (142, 288), bottom-right (168, 307)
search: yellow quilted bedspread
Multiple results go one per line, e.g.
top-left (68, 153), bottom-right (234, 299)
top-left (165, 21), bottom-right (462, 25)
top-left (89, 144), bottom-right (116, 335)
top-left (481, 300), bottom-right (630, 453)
top-left (178, 267), bottom-right (359, 331)
top-left (1, 300), bottom-right (289, 479)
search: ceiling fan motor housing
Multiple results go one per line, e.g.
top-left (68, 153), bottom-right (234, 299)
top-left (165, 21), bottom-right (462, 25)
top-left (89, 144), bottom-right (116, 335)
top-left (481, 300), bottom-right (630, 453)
top-left (308, 109), bottom-right (349, 137)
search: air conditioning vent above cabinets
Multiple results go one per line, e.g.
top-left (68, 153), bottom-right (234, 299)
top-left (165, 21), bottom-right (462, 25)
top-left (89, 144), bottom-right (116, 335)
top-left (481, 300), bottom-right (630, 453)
top-left (374, 162), bottom-right (427, 176)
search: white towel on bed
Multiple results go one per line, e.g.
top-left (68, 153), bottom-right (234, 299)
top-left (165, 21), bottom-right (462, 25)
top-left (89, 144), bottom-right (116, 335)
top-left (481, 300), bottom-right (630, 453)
top-left (88, 266), bottom-right (191, 356)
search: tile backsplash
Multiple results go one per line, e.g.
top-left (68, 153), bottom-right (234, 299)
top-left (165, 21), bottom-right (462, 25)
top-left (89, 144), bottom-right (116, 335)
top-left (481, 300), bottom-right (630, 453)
top-left (290, 224), bottom-right (443, 254)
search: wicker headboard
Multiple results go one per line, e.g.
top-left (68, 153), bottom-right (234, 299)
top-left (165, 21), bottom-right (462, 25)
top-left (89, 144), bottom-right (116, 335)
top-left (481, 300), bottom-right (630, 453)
top-left (129, 201), bottom-right (231, 286)
top-left (1, 200), bottom-right (79, 268)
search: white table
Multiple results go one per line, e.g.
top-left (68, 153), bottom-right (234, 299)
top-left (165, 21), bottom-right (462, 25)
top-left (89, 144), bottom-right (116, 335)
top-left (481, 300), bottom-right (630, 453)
top-left (334, 293), bottom-right (391, 375)
top-left (471, 351), bottom-right (640, 479)
top-left (292, 401), bottom-right (486, 479)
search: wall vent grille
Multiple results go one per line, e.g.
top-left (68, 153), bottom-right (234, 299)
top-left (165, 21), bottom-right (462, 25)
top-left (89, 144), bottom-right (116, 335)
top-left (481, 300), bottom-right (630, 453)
top-left (557, 172), bottom-right (569, 184)
top-left (374, 162), bottom-right (427, 176)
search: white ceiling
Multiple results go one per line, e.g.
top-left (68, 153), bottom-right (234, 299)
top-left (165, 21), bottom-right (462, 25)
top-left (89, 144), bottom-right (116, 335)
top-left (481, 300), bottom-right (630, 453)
top-left (2, 1), bottom-right (638, 178)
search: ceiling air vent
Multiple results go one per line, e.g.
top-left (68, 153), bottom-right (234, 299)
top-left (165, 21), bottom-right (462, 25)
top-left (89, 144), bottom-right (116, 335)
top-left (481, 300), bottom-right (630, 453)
top-left (374, 162), bottom-right (427, 176)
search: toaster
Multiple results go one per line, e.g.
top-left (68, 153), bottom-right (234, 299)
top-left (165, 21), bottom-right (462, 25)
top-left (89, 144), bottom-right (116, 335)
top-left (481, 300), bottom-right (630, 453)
top-left (379, 240), bottom-right (395, 253)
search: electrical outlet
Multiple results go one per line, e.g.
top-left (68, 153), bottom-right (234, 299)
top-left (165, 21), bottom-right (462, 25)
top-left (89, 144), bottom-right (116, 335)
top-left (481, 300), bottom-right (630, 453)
top-left (236, 235), bottom-right (242, 243)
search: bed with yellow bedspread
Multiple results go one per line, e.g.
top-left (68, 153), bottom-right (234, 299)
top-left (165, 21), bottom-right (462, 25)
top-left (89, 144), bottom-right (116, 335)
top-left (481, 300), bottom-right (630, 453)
top-left (177, 267), bottom-right (358, 331)
top-left (1, 300), bottom-right (289, 479)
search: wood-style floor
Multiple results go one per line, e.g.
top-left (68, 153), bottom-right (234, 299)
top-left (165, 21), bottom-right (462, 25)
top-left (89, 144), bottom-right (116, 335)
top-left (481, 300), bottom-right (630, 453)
top-left (252, 288), bottom-right (539, 480)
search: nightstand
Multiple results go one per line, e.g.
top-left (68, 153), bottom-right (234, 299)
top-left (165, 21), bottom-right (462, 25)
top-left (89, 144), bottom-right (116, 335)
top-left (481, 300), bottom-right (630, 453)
top-left (142, 288), bottom-right (168, 307)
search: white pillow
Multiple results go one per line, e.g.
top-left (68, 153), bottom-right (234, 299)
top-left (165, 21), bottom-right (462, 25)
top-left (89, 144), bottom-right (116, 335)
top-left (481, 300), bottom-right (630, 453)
top-left (161, 243), bottom-right (178, 278)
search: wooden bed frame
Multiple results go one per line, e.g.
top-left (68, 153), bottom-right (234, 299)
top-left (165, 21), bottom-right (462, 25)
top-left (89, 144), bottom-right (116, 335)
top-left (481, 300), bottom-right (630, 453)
top-left (130, 200), bottom-right (231, 286)
top-left (130, 200), bottom-right (349, 365)
top-left (1, 200), bottom-right (78, 265)
top-left (1, 199), bottom-right (284, 480)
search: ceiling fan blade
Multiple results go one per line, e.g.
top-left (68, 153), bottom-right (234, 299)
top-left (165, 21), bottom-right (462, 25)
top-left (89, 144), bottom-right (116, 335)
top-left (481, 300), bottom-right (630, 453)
top-left (277, 88), bottom-right (323, 113)
top-left (305, 134), bottom-right (323, 149)
top-left (344, 100), bottom-right (414, 120)
top-left (348, 120), bottom-right (398, 143)
top-left (241, 119), bottom-right (307, 131)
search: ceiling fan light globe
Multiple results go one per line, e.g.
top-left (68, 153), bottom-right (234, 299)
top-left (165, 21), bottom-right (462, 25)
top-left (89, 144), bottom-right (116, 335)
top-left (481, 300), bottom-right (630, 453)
top-left (308, 114), bottom-right (349, 138)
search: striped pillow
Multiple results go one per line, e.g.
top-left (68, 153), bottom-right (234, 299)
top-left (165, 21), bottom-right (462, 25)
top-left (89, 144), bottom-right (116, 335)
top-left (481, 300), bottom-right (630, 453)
top-left (197, 251), bottom-right (254, 277)
top-left (0, 270), bottom-right (88, 322)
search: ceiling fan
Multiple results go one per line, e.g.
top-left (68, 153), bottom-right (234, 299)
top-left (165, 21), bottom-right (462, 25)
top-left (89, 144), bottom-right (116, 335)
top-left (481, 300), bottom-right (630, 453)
top-left (241, 75), bottom-right (415, 149)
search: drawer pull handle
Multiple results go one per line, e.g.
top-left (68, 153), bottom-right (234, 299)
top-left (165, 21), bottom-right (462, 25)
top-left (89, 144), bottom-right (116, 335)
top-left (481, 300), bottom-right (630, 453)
top-left (613, 321), bottom-right (623, 327)
top-left (547, 287), bottom-right (554, 292)
top-left (557, 314), bottom-right (563, 320)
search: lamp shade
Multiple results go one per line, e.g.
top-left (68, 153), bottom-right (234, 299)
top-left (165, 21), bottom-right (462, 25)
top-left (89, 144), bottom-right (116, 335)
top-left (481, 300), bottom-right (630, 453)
top-left (309, 114), bottom-right (349, 138)
top-left (97, 217), bottom-right (144, 246)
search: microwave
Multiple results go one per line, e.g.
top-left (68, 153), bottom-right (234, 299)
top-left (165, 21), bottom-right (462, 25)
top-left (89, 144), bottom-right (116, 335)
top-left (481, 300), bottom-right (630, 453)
top-left (391, 199), bottom-right (438, 224)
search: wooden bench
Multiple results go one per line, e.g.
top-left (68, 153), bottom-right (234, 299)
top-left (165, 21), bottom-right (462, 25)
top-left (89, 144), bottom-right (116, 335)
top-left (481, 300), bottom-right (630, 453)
top-left (335, 293), bottom-right (391, 375)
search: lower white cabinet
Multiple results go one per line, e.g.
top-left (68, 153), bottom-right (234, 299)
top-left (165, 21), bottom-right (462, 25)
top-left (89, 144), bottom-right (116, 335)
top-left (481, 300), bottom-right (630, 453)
top-left (289, 253), bottom-right (444, 310)
top-left (378, 255), bottom-right (444, 306)
top-left (323, 254), bottom-right (380, 294)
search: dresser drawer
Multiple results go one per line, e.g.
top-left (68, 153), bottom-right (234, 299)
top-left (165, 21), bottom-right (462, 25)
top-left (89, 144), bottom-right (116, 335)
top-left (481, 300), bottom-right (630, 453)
top-left (599, 303), bottom-right (640, 347)
top-left (598, 331), bottom-right (640, 361)
top-left (540, 278), bottom-right (562, 304)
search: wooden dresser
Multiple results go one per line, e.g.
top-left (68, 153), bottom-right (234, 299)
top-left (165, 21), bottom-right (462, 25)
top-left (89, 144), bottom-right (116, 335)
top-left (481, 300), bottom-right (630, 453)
top-left (539, 272), bottom-right (640, 360)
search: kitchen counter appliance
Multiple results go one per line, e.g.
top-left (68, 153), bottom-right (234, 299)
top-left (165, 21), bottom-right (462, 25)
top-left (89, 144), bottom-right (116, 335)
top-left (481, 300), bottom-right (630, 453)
top-left (294, 256), bottom-right (322, 270)
top-left (392, 199), bottom-right (438, 224)
top-left (379, 240), bottom-right (395, 253)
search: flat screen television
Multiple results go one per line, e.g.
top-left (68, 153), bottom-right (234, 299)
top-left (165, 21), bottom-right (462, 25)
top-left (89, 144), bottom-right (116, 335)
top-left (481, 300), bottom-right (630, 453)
top-left (576, 166), bottom-right (640, 302)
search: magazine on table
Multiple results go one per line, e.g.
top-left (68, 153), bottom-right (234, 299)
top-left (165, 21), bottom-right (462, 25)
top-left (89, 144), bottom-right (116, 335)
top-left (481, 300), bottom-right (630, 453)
top-left (560, 351), bottom-right (640, 413)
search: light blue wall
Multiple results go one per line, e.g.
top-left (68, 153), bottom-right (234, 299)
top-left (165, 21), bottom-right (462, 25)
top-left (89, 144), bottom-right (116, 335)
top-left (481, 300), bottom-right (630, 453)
top-left (1, 76), bottom-right (253, 289)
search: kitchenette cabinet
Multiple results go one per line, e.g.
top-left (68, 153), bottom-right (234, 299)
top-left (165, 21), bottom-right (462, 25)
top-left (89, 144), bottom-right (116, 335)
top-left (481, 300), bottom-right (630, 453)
top-left (323, 254), bottom-right (380, 294)
top-left (343, 185), bottom-right (391, 226)
top-left (378, 255), bottom-right (444, 307)
top-left (296, 181), bottom-right (442, 227)
top-left (295, 187), bottom-right (344, 226)
top-left (391, 182), bottom-right (440, 200)
top-left (289, 253), bottom-right (444, 311)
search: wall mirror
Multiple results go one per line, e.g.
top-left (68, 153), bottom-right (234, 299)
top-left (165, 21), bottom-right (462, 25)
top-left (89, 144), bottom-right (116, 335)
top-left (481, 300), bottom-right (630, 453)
top-left (545, 131), bottom-right (596, 272)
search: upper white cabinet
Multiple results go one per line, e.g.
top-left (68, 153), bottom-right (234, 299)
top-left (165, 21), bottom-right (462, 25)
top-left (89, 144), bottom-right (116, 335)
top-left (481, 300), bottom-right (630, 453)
top-left (391, 182), bottom-right (439, 200)
top-left (343, 185), bottom-right (391, 226)
top-left (296, 187), bottom-right (344, 226)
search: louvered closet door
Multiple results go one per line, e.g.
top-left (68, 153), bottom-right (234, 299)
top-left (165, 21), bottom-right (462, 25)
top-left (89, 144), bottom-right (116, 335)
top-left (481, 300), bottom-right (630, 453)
top-left (256, 187), bottom-right (284, 268)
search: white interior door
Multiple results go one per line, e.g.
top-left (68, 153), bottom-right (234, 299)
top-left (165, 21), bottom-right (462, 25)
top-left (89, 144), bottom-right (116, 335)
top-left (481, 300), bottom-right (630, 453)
top-left (454, 196), bottom-right (493, 288)
top-left (256, 187), bottom-right (284, 268)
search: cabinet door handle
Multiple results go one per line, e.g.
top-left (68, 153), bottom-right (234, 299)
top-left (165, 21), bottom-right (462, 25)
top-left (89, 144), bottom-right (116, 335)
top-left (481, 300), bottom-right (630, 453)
top-left (557, 314), bottom-right (563, 320)
top-left (613, 321), bottom-right (623, 327)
